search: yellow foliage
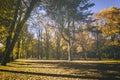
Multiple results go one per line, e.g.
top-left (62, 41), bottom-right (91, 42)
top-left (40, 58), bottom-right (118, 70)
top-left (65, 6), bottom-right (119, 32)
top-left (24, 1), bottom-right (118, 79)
top-left (112, 41), bottom-right (119, 46)
top-left (77, 46), bottom-right (82, 52)
top-left (96, 7), bottom-right (120, 39)
top-left (62, 45), bottom-right (67, 50)
top-left (0, 46), bottom-right (5, 53)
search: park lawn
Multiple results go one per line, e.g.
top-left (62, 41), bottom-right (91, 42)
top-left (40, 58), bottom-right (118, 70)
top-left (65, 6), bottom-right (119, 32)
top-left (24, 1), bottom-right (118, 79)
top-left (0, 59), bottom-right (120, 80)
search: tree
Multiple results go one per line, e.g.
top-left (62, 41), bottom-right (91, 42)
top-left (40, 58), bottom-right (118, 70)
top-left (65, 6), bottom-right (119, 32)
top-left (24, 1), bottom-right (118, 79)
top-left (44, 0), bottom-right (94, 60)
top-left (95, 7), bottom-right (120, 59)
top-left (76, 25), bottom-right (91, 59)
top-left (1, 0), bottom-right (41, 66)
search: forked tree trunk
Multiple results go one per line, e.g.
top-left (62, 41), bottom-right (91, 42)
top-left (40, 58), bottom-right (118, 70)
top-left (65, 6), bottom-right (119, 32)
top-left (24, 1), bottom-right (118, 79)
top-left (1, 0), bottom-right (37, 66)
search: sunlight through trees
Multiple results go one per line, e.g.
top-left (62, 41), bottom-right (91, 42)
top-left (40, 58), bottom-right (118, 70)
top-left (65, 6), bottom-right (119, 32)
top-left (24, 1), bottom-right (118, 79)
top-left (0, 0), bottom-right (120, 66)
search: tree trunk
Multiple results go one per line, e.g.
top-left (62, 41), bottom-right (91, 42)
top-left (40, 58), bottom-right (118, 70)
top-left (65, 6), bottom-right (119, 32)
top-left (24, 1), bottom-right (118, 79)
top-left (40, 34), bottom-right (43, 59)
top-left (16, 40), bottom-right (20, 59)
top-left (68, 42), bottom-right (71, 61)
top-left (56, 35), bottom-right (60, 60)
top-left (3, 0), bottom-right (21, 63)
top-left (37, 37), bottom-right (40, 59)
top-left (68, 19), bottom-right (71, 61)
top-left (1, 0), bottom-right (37, 66)
top-left (45, 27), bottom-right (49, 59)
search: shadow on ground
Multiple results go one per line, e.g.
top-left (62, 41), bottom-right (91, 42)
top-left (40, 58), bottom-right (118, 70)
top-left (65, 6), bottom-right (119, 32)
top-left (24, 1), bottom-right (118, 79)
top-left (0, 60), bottom-right (120, 80)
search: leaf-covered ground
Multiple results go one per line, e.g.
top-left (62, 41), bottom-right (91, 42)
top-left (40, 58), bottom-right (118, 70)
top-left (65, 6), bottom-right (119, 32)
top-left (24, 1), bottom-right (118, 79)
top-left (0, 59), bottom-right (120, 80)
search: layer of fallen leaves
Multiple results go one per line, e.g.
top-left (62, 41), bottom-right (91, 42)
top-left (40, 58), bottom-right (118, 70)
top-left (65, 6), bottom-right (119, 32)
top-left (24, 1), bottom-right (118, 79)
top-left (0, 59), bottom-right (120, 80)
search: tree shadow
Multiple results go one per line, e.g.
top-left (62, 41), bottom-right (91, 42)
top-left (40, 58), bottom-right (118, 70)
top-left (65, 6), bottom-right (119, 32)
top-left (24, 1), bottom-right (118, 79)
top-left (24, 61), bottom-right (120, 79)
top-left (1, 60), bottom-right (120, 79)
top-left (0, 69), bottom-right (114, 80)
top-left (57, 62), bottom-right (120, 79)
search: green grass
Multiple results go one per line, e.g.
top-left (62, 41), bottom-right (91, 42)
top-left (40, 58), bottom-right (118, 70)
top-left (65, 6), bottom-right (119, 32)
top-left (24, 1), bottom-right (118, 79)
top-left (0, 59), bottom-right (120, 80)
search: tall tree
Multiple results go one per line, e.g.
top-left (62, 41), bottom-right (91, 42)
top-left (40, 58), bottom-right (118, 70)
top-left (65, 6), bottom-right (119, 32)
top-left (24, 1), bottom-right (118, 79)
top-left (1, 0), bottom-right (41, 66)
top-left (95, 7), bottom-right (120, 59)
top-left (43, 0), bottom-right (94, 60)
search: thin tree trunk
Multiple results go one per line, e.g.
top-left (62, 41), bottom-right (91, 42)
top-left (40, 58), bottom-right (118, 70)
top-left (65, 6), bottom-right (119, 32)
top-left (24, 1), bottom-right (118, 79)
top-left (37, 32), bottom-right (40, 59)
top-left (56, 35), bottom-right (60, 60)
top-left (40, 31), bottom-right (43, 59)
top-left (68, 42), bottom-right (71, 61)
top-left (68, 19), bottom-right (71, 61)
top-left (16, 39), bottom-right (20, 59)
